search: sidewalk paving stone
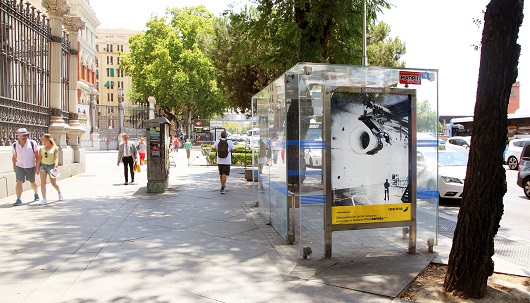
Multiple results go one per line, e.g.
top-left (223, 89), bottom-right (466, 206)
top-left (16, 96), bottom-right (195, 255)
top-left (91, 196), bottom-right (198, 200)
top-left (0, 150), bottom-right (440, 302)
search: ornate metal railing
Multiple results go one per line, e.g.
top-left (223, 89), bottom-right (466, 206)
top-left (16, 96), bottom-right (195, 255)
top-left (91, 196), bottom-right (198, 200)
top-left (95, 102), bottom-right (150, 142)
top-left (96, 104), bottom-right (119, 141)
top-left (1, 0), bottom-right (51, 145)
top-left (61, 29), bottom-right (70, 119)
top-left (123, 103), bottom-right (148, 138)
top-left (0, 97), bottom-right (50, 145)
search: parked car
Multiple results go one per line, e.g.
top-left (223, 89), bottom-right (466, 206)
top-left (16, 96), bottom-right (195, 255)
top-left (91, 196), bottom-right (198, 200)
top-left (304, 147), bottom-right (322, 167)
top-left (445, 136), bottom-right (471, 156)
top-left (505, 138), bottom-right (529, 170)
top-left (417, 148), bottom-right (468, 199)
top-left (517, 142), bottom-right (530, 198)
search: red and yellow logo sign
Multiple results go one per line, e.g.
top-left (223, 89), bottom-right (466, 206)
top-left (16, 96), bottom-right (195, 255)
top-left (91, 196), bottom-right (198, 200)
top-left (399, 71), bottom-right (422, 85)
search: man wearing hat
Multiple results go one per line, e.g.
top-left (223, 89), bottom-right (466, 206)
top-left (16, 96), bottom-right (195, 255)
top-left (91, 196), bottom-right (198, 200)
top-left (11, 128), bottom-right (40, 206)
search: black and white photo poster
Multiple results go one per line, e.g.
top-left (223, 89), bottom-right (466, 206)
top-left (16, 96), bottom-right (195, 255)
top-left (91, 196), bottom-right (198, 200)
top-left (330, 91), bottom-right (413, 224)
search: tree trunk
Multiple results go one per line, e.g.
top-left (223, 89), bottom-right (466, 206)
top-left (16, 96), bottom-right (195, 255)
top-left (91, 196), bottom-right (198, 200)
top-left (443, 0), bottom-right (523, 299)
top-left (185, 108), bottom-right (192, 140)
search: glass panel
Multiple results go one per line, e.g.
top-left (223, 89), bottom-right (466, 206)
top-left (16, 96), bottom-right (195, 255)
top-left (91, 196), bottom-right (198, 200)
top-left (297, 81), bottom-right (325, 255)
top-left (413, 71), bottom-right (439, 245)
top-left (256, 90), bottom-right (271, 224)
top-left (255, 81), bottom-right (289, 239)
top-left (269, 80), bottom-right (288, 237)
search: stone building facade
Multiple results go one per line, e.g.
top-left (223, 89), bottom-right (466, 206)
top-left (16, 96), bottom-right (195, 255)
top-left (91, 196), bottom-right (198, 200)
top-left (0, 0), bottom-right (90, 198)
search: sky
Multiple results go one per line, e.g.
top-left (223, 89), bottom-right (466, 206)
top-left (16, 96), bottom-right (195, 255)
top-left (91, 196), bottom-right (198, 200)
top-left (89, 0), bottom-right (529, 115)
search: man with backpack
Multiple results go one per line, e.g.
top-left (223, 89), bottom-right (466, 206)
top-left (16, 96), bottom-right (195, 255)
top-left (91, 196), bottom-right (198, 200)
top-left (12, 128), bottom-right (40, 206)
top-left (212, 131), bottom-right (236, 194)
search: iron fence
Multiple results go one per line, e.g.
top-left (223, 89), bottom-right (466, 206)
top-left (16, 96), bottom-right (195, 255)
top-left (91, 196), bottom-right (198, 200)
top-left (0, 0), bottom-right (51, 145)
top-left (96, 102), bottom-right (149, 144)
top-left (61, 29), bottom-right (69, 124)
top-left (123, 103), bottom-right (148, 138)
top-left (96, 104), bottom-right (119, 140)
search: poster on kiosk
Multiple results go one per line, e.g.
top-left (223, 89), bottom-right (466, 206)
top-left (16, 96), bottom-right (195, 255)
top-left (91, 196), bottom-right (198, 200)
top-left (330, 89), bottom-right (414, 225)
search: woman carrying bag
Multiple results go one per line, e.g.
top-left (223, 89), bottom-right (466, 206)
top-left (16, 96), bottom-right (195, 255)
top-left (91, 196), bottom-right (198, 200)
top-left (38, 134), bottom-right (63, 205)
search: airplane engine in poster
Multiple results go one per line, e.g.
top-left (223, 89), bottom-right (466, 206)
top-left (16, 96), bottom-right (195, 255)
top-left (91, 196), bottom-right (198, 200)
top-left (330, 91), bottom-right (413, 224)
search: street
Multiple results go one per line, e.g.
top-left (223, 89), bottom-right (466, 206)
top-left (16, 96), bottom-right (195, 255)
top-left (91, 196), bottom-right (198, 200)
top-left (438, 166), bottom-right (530, 271)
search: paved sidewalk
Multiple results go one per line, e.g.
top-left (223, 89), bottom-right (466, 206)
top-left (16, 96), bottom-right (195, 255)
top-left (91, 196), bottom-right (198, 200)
top-left (1, 150), bottom-right (434, 303)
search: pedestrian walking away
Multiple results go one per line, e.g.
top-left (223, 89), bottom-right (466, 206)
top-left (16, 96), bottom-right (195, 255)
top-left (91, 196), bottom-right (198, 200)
top-left (137, 138), bottom-right (147, 166)
top-left (384, 179), bottom-right (390, 201)
top-left (38, 134), bottom-right (63, 205)
top-left (12, 128), bottom-right (40, 206)
top-left (117, 134), bottom-right (139, 185)
top-left (212, 131), bottom-right (236, 194)
top-left (184, 139), bottom-right (192, 159)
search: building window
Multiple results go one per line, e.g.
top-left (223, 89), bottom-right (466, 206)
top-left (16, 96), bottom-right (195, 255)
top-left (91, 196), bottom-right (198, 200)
top-left (117, 57), bottom-right (120, 65)
top-left (96, 44), bottom-right (99, 52)
top-left (96, 58), bottom-right (99, 68)
top-left (106, 56), bottom-right (113, 65)
top-left (111, 93), bottom-right (114, 102)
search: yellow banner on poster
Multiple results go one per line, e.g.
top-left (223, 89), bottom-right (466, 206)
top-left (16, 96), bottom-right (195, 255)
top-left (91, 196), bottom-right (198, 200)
top-left (332, 203), bottom-right (411, 225)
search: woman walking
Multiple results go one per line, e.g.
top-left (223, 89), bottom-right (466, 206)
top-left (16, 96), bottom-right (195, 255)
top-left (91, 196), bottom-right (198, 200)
top-left (137, 138), bottom-right (147, 166)
top-left (38, 134), bottom-right (63, 205)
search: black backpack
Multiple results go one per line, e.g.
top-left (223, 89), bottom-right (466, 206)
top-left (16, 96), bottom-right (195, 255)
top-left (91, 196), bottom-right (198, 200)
top-left (217, 139), bottom-right (229, 158)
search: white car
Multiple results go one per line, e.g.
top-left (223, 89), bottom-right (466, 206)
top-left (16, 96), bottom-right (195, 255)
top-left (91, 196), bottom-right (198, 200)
top-left (445, 136), bottom-right (471, 156)
top-left (304, 147), bottom-right (322, 167)
top-left (505, 138), bottom-right (529, 170)
top-left (418, 149), bottom-right (468, 199)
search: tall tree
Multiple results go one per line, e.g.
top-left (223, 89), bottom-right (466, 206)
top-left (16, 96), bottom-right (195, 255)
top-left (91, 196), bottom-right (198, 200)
top-left (443, 0), bottom-right (524, 298)
top-left (367, 21), bottom-right (406, 67)
top-left (416, 100), bottom-right (437, 133)
top-left (212, 0), bottom-right (393, 112)
top-left (121, 6), bottom-right (225, 136)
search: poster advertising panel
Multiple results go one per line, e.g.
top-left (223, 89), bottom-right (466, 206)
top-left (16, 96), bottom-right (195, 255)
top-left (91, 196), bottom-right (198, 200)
top-left (330, 89), bottom-right (415, 226)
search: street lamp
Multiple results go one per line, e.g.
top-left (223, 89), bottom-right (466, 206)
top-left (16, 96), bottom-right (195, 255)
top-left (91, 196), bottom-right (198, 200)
top-left (88, 84), bottom-right (98, 134)
top-left (118, 87), bottom-right (124, 102)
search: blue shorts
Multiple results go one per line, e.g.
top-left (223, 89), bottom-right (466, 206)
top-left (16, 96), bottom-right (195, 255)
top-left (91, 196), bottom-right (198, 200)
top-left (15, 166), bottom-right (36, 183)
top-left (39, 163), bottom-right (55, 173)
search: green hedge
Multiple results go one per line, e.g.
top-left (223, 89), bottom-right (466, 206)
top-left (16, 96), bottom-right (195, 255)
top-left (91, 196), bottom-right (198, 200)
top-left (207, 151), bottom-right (256, 166)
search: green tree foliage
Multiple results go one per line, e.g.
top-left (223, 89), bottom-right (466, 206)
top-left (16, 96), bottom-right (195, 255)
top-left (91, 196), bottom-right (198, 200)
top-left (367, 21), bottom-right (406, 67)
top-left (222, 121), bottom-right (243, 135)
top-left (121, 6), bottom-right (225, 135)
top-left (417, 100), bottom-right (438, 134)
top-left (212, 0), bottom-right (405, 112)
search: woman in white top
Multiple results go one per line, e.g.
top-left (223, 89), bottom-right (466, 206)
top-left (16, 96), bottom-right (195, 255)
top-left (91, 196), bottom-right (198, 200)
top-left (38, 134), bottom-right (63, 205)
top-left (137, 138), bottom-right (147, 166)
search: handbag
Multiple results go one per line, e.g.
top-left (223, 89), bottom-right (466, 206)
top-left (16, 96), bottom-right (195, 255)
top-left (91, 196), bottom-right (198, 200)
top-left (135, 162), bottom-right (141, 173)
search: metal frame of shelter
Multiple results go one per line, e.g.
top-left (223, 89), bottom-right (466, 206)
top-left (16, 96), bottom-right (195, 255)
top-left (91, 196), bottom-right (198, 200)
top-left (252, 63), bottom-right (439, 259)
top-left (322, 86), bottom-right (417, 257)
